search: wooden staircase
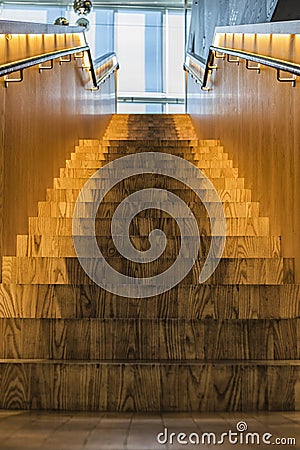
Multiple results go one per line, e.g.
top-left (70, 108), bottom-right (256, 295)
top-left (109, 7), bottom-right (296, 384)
top-left (0, 114), bottom-right (299, 412)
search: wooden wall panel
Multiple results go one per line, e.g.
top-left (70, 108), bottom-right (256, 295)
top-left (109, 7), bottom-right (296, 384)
top-left (188, 33), bottom-right (300, 281)
top-left (0, 32), bottom-right (82, 66)
top-left (0, 34), bottom-right (115, 269)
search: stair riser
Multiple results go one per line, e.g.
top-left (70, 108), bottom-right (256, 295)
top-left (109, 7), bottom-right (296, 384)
top-left (28, 217), bottom-right (269, 236)
top-left (0, 363), bottom-right (298, 411)
top-left (0, 114), bottom-right (297, 414)
top-left (0, 319), bottom-right (298, 361)
top-left (64, 165), bottom-right (241, 180)
top-left (46, 189), bottom-right (252, 203)
top-left (70, 156), bottom-right (233, 168)
top-left (74, 149), bottom-right (227, 159)
top-left (50, 177), bottom-right (244, 190)
top-left (54, 174), bottom-right (240, 190)
top-left (38, 201), bottom-right (260, 219)
top-left (2, 257), bottom-right (292, 284)
top-left (100, 139), bottom-right (201, 146)
top-left (16, 235), bottom-right (280, 258)
top-left (72, 148), bottom-right (223, 158)
top-left (0, 284), bottom-right (298, 319)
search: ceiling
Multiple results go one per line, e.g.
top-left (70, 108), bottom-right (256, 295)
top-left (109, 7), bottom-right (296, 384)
top-left (0, 0), bottom-right (192, 10)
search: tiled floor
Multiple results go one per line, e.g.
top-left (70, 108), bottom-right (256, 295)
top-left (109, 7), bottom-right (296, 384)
top-left (0, 411), bottom-right (299, 450)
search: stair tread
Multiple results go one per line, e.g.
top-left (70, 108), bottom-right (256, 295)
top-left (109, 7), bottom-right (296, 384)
top-left (0, 113), bottom-right (298, 412)
top-left (0, 359), bottom-right (299, 365)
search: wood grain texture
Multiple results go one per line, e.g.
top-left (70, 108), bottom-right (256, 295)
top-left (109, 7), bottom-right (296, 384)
top-left (2, 256), bottom-right (291, 285)
top-left (0, 284), bottom-right (298, 319)
top-left (46, 187), bottom-right (253, 203)
top-left (37, 200), bottom-right (260, 218)
top-left (188, 33), bottom-right (300, 281)
top-left (0, 361), bottom-right (298, 411)
top-left (0, 32), bottom-right (115, 269)
top-left (16, 235), bottom-right (280, 258)
top-left (0, 113), bottom-right (298, 412)
top-left (27, 217), bottom-right (269, 236)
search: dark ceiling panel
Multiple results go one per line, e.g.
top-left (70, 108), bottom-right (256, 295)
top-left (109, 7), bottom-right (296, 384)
top-left (272, 0), bottom-right (300, 20)
top-left (187, 0), bottom-right (279, 61)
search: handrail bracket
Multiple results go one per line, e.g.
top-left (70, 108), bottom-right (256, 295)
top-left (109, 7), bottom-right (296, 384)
top-left (227, 54), bottom-right (240, 64)
top-left (59, 55), bottom-right (72, 64)
top-left (81, 64), bottom-right (91, 71)
top-left (208, 62), bottom-right (218, 70)
top-left (277, 69), bottom-right (296, 87)
top-left (246, 60), bottom-right (260, 73)
top-left (39, 59), bottom-right (54, 73)
top-left (74, 52), bottom-right (84, 60)
top-left (214, 51), bottom-right (225, 60)
top-left (4, 69), bottom-right (23, 87)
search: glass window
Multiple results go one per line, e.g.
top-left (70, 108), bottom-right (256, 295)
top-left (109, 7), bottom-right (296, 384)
top-left (0, 3), bottom-right (187, 113)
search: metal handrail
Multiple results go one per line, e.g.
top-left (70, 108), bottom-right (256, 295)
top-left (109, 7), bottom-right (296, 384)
top-left (0, 45), bottom-right (88, 77)
top-left (183, 52), bottom-right (204, 84)
top-left (0, 45), bottom-right (119, 90)
top-left (184, 50), bottom-right (215, 90)
top-left (91, 52), bottom-right (119, 88)
top-left (94, 52), bottom-right (117, 69)
top-left (184, 44), bottom-right (300, 90)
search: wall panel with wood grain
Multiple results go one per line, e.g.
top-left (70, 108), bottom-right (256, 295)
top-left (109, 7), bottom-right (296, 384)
top-left (188, 31), bottom-right (300, 281)
top-left (0, 28), bottom-right (115, 268)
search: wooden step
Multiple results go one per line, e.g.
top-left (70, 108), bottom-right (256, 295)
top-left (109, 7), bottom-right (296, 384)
top-left (2, 256), bottom-right (293, 284)
top-left (1, 113), bottom-right (298, 414)
top-left (50, 178), bottom-right (251, 200)
top-left (66, 153), bottom-right (229, 167)
top-left (0, 360), bottom-right (298, 411)
top-left (16, 235), bottom-right (281, 258)
top-left (74, 148), bottom-right (227, 160)
top-left (70, 156), bottom-right (233, 169)
top-left (76, 141), bottom-right (223, 147)
top-left (104, 123), bottom-right (196, 128)
top-left (46, 188), bottom-right (252, 203)
top-left (64, 163), bottom-right (240, 180)
top-left (0, 318), bottom-right (298, 361)
top-left (62, 167), bottom-right (244, 188)
top-left (62, 163), bottom-right (233, 176)
top-left (193, 152), bottom-right (228, 160)
top-left (99, 139), bottom-right (201, 146)
top-left (37, 201), bottom-right (260, 218)
top-left (28, 216), bottom-right (269, 236)
top-left (74, 147), bottom-right (198, 155)
top-left (0, 284), bottom-right (298, 319)
top-left (74, 145), bottom-right (225, 155)
top-left (102, 129), bottom-right (183, 134)
top-left (54, 173), bottom-right (238, 191)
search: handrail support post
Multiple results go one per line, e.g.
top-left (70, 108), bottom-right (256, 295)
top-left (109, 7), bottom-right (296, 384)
top-left (227, 54), bottom-right (240, 64)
